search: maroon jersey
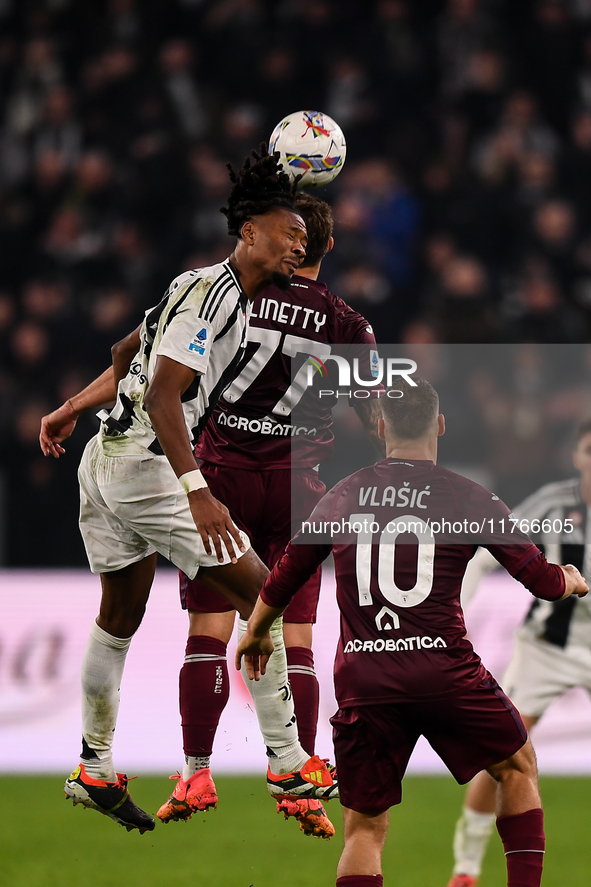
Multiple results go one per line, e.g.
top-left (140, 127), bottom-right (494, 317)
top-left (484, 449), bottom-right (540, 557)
top-left (261, 459), bottom-right (566, 708)
top-left (195, 275), bottom-right (375, 469)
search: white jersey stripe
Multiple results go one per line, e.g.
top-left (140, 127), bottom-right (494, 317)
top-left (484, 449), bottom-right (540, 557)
top-left (515, 477), bottom-right (591, 650)
top-left (184, 654), bottom-right (227, 663)
top-left (199, 269), bottom-right (233, 320)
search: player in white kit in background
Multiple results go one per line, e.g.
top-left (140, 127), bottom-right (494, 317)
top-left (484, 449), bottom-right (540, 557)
top-left (447, 418), bottom-right (591, 887)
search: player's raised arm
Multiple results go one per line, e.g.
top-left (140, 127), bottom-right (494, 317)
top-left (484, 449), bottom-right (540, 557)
top-left (236, 536), bottom-right (332, 678)
top-left (39, 367), bottom-right (114, 458)
top-left (489, 539), bottom-right (589, 602)
top-left (111, 325), bottom-right (143, 386)
top-left (39, 324), bottom-right (142, 458)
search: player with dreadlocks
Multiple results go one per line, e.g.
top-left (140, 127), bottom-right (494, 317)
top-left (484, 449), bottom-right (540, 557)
top-left (39, 145), bottom-right (338, 833)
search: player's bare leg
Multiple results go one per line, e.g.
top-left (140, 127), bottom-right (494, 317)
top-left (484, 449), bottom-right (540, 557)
top-left (65, 553), bottom-right (158, 833)
top-left (483, 737), bottom-right (545, 887)
top-left (448, 716), bottom-right (538, 887)
top-left (336, 806), bottom-right (388, 886)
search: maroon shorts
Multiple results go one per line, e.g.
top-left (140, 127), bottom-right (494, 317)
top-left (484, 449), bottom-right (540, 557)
top-left (180, 462), bottom-right (325, 623)
top-left (330, 672), bottom-right (528, 816)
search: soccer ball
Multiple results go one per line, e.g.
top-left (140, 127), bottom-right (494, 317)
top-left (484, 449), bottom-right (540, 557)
top-left (269, 110), bottom-right (346, 188)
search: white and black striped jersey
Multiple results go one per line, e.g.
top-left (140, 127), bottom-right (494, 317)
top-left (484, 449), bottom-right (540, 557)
top-left (99, 260), bottom-right (249, 456)
top-left (515, 478), bottom-right (591, 650)
top-left (462, 477), bottom-right (591, 650)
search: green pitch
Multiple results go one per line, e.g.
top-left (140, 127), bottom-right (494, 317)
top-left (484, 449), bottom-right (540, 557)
top-left (0, 775), bottom-right (588, 886)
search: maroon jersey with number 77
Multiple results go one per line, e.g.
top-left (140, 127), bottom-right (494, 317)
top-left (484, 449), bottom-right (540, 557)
top-left (196, 275), bottom-right (376, 469)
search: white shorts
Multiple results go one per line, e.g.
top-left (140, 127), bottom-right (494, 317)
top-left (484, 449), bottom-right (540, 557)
top-left (502, 630), bottom-right (591, 719)
top-left (78, 434), bottom-right (250, 576)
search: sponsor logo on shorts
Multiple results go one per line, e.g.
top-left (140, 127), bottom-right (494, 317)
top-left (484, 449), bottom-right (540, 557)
top-left (216, 412), bottom-right (317, 437)
top-left (343, 636), bottom-right (447, 654)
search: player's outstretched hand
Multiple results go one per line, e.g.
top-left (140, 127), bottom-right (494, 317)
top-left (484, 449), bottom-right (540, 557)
top-left (188, 487), bottom-right (246, 564)
top-left (235, 627), bottom-right (275, 681)
top-left (559, 564), bottom-right (589, 599)
top-left (39, 401), bottom-right (79, 458)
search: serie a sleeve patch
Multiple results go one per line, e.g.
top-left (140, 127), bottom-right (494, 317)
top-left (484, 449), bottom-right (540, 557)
top-left (157, 315), bottom-right (214, 373)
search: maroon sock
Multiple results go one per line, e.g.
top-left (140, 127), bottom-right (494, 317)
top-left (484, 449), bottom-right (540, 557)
top-left (180, 636), bottom-right (229, 757)
top-left (286, 646), bottom-right (319, 756)
top-left (336, 877), bottom-right (383, 887)
top-left (496, 808), bottom-right (545, 887)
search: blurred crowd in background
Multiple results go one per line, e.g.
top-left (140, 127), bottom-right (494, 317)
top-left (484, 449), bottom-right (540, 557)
top-left (3, 0), bottom-right (591, 564)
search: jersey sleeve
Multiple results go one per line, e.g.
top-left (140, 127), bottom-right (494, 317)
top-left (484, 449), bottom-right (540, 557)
top-left (461, 481), bottom-right (568, 604)
top-left (156, 276), bottom-right (234, 375)
top-left (156, 311), bottom-right (215, 374)
top-left (472, 489), bottom-right (566, 600)
top-left (484, 539), bottom-right (566, 601)
top-left (331, 299), bottom-right (382, 400)
top-left (260, 540), bottom-right (331, 609)
top-left (260, 481), bottom-right (344, 608)
top-left (334, 300), bottom-right (375, 347)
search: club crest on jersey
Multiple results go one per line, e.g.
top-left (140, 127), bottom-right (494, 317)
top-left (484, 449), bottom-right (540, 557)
top-left (189, 328), bottom-right (208, 354)
top-left (375, 606), bottom-right (400, 631)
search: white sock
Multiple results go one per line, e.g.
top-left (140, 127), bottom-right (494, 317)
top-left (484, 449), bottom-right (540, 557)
top-left (238, 617), bottom-right (308, 775)
top-left (182, 755), bottom-right (211, 780)
top-left (80, 620), bottom-right (133, 782)
top-left (452, 807), bottom-right (496, 877)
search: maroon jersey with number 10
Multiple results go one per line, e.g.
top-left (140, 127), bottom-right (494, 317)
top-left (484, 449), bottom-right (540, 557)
top-left (195, 275), bottom-right (376, 469)
top-left (261, 459), bottom-right (566, 707)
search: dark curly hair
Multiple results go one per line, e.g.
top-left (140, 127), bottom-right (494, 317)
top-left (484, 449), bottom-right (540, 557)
top-left (220, 143), bottom-right (299, 237)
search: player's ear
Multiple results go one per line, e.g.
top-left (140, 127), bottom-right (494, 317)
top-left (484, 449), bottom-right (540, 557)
top-left (326, 235), bottom-right (334, 254)
top-left (437, 413), bottom-right (445, 437)
top-left (240, 220), bottom-right (256, 244)
top-left (378, 415), bottom-right (385, 440)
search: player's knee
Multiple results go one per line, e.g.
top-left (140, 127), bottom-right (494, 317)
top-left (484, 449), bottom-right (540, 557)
top-left (283, 621), bottom-right (313, 648)
top-left (343, 807), bottom-right (389, 846)
top-left (98, 601), bottom-right (146, 637)
top-left (487, 738), bottom-right (538, 784)
top-left (239, 550), bottom-right (269, 597)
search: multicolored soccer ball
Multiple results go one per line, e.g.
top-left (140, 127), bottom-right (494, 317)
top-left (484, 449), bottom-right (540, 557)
top-left (269, 110), bottom-right (346, 188)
